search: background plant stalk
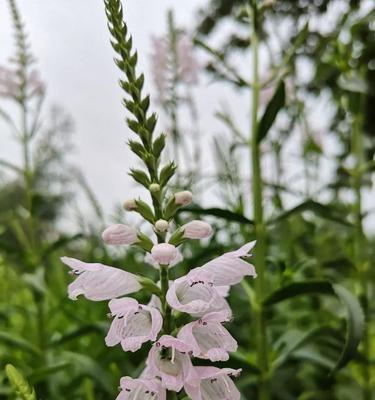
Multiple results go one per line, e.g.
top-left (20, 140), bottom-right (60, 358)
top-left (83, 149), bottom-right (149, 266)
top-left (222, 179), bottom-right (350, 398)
top-left (249, 3), bottom-right (270, 399)
top-left (351, 104), bottom-right (370, 400)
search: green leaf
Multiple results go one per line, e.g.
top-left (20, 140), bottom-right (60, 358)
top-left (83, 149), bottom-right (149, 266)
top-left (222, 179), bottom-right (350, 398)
top-left (5, 364), bottom-right (36, 400)
top-left (42, 233), bottom-right (83, 257)
top-left (0, 159), bottom-right (22, 174)
top-left (331, 283), bottom-right (364, 371)
top-left (0, 332), bottom-right (41, 356)
top-left (267, 199), bottom-right (353, 227)
top-left (28, 362), bottom-right (71, 383)
top-left (179, 206), bottom-right (253, 225)
top-left (63, 352), bottom-right (113, 394)
top-left (48, 322), bottom-right (107, 347)
top-left (272, 326), bottom-right (334, 370)
top-left (263, 281), bottom-right (334, 306)
top-left (257, 80), bottom-right (285, 143)
top-left (263, 281), bottom-right (364, 371)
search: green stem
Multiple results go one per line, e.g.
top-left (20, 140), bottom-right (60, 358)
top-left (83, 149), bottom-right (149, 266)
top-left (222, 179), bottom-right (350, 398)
top-left (249, 4), bottom-right (270, 399)
top-left (159, 264), bottom-right (172, 334)
top-left (352, 111), bottom-right (370, 400)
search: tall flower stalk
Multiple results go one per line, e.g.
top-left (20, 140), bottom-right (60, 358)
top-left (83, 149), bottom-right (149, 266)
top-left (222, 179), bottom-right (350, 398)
top-left (60, 1), bottom-right (258, 399)
top-left (351, 94), bottom-right (370, 400)
top-left (248, 2), bottom-right (269, 399)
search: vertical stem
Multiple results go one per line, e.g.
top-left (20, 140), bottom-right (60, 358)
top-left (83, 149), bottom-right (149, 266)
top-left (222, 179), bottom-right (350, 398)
top-left (159, 264), bottom-right (172, 334)
top-left (167, 11), bottom-right (180, 173)
top-left (249, 4), bottom-right (270, 400)
top-left (351, 109), bottom-right (370, 400)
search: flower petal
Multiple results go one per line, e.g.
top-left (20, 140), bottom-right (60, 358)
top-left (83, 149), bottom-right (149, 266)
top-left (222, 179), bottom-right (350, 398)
top-left (184, 367), bottom-right (241, 400)
top-left (117, 376), bottom-right (166, 400)
top-left (105, 299), bottom-right (163, 352)
top-left (61, 257), bottom-right (141, 301)
top-left (198, 241), bottom-right (257, 286)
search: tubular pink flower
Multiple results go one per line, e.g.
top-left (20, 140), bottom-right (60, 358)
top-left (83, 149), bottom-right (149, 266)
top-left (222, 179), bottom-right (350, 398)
top-left (116, 376), bottom-right (166, 400)
top-left (105, 298), bottom-right (163, 352)
top-left (184, 367), bottom-right (241, 400)
top-left (151, 243), bottom-right (180, 266)
top-left (196, 241), bottom-right (257, 286)
top-left (145, 335), bottom-right (196, 392)
top-left (101, 224), bottom-right (138, 245)
top-left (177, 310), bottom-right (237, 362)
top-left (174, 191), bottom-right (193, 206)
top-left (123, 199), bottom-right (137, 211)
top-left (145, 250), bottom-right (182, 270)
top-left (61, 257), bottom-right (141, 301)
top-left (166, 269), bottom-right (232, 317)
top-left (182, 220), bottom-right (213, 239)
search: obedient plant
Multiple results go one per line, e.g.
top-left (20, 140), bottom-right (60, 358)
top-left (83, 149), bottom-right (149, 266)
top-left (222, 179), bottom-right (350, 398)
top-left (59, 0), bottom-right (257, 398)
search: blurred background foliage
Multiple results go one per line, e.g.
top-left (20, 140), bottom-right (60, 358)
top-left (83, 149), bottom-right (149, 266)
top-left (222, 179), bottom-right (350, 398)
top-left (0, 0), bottom-right (374, 399)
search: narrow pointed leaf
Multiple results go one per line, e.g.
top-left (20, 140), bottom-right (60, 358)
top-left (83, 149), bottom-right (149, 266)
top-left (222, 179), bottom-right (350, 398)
top-left (257, 80), bottom-right (285, 143)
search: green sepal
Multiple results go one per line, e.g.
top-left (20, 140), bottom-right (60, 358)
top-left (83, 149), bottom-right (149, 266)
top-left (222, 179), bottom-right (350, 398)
top-left (141, 95), bottom-right (150, 113)
top-left (123, 98), bottom-right (135, 114)
top-left (126, 118), bottom-right (139, 135)
top-left (128, 139), bottom-right (145, 159)
top-left (159, 162), bottom-right (177, 187)
top-left (136, 231), bottom-right (154, 252)
top-left (136, 73), bottom-right (145, 90)
top-left (135, 199), bottom-right (155, 222)
top-left (152, 134), bottom-right (166, 158)
top-left (129, 169), bottom-right (151, 188)
top-left (164, 195), bottom-right (177, 220)
top-left (137, 276), bottom-right (161, 295)
top-left (168, 227), bottom-right (185, 246)
top-left (146, 113), bottom-right (157, 133)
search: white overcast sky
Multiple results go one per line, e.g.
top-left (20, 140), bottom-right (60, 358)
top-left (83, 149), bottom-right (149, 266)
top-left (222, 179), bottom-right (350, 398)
top-left (1, 0), bottom-right (374, 232)
top-left (0, 0), bottom-right (214, 219)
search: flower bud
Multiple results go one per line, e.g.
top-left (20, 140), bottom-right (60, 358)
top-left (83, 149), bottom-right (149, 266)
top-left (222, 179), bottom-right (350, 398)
top-left (174, 191), bottom-right (193, 206)
top-left (155, 219), bottom-right (169, 232)
top-left (151, 243), bottom-right (178, 265)
top-left (182, 220), bottom-right (213, 239)
top-left (123, 199), bottom-right (137, 211)
top-left (149, 183), bottom-right (161, 193)
top-left (102, 224), bottom-right (138, 245)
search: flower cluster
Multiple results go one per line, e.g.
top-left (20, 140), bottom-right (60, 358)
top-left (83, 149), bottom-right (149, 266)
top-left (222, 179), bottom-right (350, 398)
top-left (61, 192), bottom-right (256, 399)
top-left (150, 32), bottom-right (199, 104)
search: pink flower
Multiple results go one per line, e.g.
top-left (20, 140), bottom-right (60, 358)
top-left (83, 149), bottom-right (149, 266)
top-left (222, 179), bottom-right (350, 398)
top-left (166, 269), bottom-right (231, 317)
top-left (177, 34), bottom-right (199, 84)
top-left (145, 335), bottom-right (196, 392)
top-left (174, 191), bottom-right (193, 206)
top-left (150, 35), bottom-right (169, 104)
top-left (196, 241), bottom-right (257, 286)
top-left (116, 376), bottom-right (166, 400)
top-left (177, 310), bottom-right (237, 361)
top-left (151, 243), bottom-right (180, 266)
top-left (105, 298), bottom-right (163, 352)
top-left (184, 367), bottom-right (241, 400)
top-left (61, 257), bottom-right (141, 301)
top-left (101, 224), bottom-right (138, 245)
top-left (182, 220), bottom-right (213, 239)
